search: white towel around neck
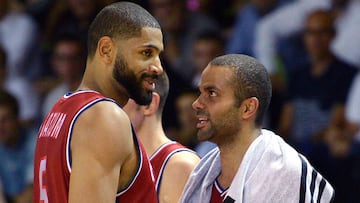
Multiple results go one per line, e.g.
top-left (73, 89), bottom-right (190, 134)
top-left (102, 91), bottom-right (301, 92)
top-left (180, 129), bottom-right (334, 203)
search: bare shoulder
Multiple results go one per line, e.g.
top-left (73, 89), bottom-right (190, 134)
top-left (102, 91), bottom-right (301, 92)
top-left (162, 150), bottom-right (200, 184)
top-left (71, 100), bottom-right (133, 164)
top-left (69, 100), bottom-right (134, 201)
top-left (159, 151), bottom-right (200, 203)
top-left (166, 150), bottom-right (200, 173)
top-left (158, 150), bottom-right (200, 202)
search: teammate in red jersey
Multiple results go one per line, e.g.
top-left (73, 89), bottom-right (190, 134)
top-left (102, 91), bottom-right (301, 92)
top-left (124, 72), bottom-right (200, 203)
top-left (33, 2), bottom-right (163, 202)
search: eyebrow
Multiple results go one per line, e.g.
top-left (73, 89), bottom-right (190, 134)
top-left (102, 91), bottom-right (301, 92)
top-left (202, 84), bottom-right (217, 92)
top-left (142, 43), bottom-right (163, 53)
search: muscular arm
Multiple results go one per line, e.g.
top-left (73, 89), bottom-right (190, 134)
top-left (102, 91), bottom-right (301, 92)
top-left (69, 101), bottom-right (134, 203)
top-left (158, 151), bottom-right (200, 203)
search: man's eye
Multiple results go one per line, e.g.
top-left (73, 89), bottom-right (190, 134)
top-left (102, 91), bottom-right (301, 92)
top-left (209, 91), bottom-right (217, 97)
top-left (142, 50), bottom-right (152, 57)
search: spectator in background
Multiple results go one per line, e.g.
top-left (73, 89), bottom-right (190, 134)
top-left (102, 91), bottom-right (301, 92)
top-left (0, 45), bottom-right (40, 129)
top-left (0, 89), bottom-right (37, 203)
top-left (194, 0), bottom-right (240, 36)
top-left (255, 0), bottom-right (360, 75)
top-left (308, 111), bottom-right (360, 202)
top-left (148, 0), bottom-right (220, 81)
top-left (37, 0), bottom-right (114, 103)
top-left (189, 31), bottom-right (225, 89)
top-left (308, 71), bottom-right (360, 202)
top-left (226, 0), bottom-right (293, 57)
top-left (22, 0), bottom-right (55, 31)
top-left (0, 0), bottom-right (42, 81)
top-left (306, 70), bottom-right (360, 202)
top-left (123, 72), bottom-right (200, 203)
top-left (42, 0), bottom-right (111, 51)
top-left (41, 32), bottom-right (85, 118)
top-left (254, 0), bottom-right (360, 131)
top-left (225, 0), bottom-right (295, 131)
top-left (277, 10), bottom-right (357, 154)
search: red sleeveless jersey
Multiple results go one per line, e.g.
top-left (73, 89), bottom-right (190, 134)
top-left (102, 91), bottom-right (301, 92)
top-left (33, 90), bottom-right (157, 203)
top-left (210, 180), bottom-right (228, 203)
top-left (149, 141), bottom-right (195, 193)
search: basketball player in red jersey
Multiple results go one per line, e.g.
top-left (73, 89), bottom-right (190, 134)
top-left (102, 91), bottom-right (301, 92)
top-left (124, 72), bottom-right (200, 203)
top-left (33, 2), bottom-right (164, 202)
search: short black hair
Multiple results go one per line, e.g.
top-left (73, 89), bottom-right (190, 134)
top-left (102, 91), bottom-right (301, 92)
top-left (87, 1), bottom-right (161, 58)
top-left (154, 71), bottom-right (169, 116)
top-left (209, 54), bottom-right (272, 127)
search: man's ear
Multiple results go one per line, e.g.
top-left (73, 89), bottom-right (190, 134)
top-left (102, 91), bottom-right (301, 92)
top-left (241, 97), bottom-right (259, 120)
top-left (97, 36), bottom-right (115, 64)
top-left (144, 92), bottom-right (160, 116)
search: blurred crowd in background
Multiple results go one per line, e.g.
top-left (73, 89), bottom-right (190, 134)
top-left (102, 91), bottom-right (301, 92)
top-left (0, 0), bottom-right (359, 202)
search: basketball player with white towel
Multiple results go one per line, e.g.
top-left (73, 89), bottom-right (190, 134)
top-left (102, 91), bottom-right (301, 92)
top-left (180, 54), bottom-right (334, 203)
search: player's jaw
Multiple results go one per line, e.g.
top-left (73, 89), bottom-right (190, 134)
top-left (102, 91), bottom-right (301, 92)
top-left (130, 72), bottom-right (158, 105)
top-left (127, 74), bottom-right (155, 106)
top-left (195, 110), bottom-right (214, 141)
top-left (113, 54), bottom-right (158, 105)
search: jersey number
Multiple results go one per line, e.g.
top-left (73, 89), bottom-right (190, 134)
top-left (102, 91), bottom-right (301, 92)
top-left (39, 157), bottom-right (49, 203)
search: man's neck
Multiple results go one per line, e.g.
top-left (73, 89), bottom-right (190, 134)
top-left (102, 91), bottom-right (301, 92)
top-left (136, 119), bottom-right (170, 157)
top-left (217, 128), bottom-right (261, 188)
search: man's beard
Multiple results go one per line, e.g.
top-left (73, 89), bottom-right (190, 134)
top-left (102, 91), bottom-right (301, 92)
top-left (112, 54), bottom-right (153, 105)
top-left (197, 105), bottom-right (240, 145)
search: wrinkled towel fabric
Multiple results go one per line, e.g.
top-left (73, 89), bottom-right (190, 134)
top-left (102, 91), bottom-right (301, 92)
top-left (180, 129), bottom-right (334, 203)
